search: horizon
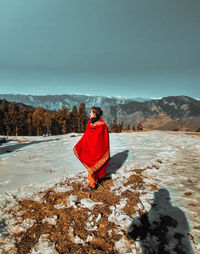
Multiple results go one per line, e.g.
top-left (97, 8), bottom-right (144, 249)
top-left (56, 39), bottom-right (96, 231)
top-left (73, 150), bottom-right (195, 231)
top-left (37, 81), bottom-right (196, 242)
top-left (0, 93), bottom-right (199, 101)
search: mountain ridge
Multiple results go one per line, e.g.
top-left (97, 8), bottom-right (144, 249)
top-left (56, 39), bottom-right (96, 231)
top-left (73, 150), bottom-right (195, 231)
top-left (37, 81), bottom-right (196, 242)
top-left (0, 94), bottom-right (200, 131)
top-left (0, 94), bottom-right (150, 111)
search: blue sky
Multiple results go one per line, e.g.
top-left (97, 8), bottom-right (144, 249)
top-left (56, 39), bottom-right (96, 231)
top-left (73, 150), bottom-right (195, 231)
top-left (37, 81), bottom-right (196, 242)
top-left (0, 0), bottom-right (200, 99)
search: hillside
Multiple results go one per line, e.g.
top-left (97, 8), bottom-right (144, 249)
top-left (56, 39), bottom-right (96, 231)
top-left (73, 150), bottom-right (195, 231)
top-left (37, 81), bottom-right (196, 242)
top-left (105, 96), bottom-right (200, 131)
top-left (0, 94), bottom-right (200, 131)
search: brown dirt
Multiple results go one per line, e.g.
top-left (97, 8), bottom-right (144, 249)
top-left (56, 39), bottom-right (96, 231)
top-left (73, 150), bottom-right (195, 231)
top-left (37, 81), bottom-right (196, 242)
top-left (194, 225), bottom-right (200, 230)
top-left (184, 192), bottom-right (193, 197)
top-left (11, 177), bottom-right (133, 253)
top-left (8, 138), bottom-right (30, 143)
top-left (1, 169), bottom-right (156, 253)
top-left (188, 202), bottom-right (197, 207)
top-left (185, 132), bottom-right (200, 136)
top-left (122, 169), bottom-right (158, 218)
top-left (122, 129), bottom-right (152, 133)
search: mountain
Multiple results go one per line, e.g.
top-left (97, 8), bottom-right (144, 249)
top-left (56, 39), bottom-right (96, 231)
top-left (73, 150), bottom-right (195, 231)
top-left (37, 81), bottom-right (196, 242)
top-left (105, 96), bottom-right (200, 131)
top-left (0, 94), bottom-right (149, 112)
top-left (0, 94), bottom-right (199, 131)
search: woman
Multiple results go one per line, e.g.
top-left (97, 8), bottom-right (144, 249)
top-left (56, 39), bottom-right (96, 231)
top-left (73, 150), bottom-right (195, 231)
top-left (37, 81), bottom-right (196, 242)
top-left (73, 107), bottom-right (110, 192)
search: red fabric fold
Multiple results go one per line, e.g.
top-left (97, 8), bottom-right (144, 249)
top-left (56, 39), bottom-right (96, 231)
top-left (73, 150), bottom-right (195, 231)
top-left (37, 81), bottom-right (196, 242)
top-left (73, 118), bottom-right (110, 177)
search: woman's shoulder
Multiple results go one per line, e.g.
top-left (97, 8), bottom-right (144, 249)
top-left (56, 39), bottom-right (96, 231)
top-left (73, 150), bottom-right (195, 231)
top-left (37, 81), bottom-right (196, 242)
top-left (89, 118), bottom-right (105, 128)
top-left (87, 118), bottom-right (108, 128)
top-left (99, 118), bottom-right (105, 124)
top-left (98, 118), bottom-right (108, 127)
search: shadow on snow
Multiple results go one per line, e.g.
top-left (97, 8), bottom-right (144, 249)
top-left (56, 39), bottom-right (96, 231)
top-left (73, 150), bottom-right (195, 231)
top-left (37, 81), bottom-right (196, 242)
top-left (0, 138), bottom-right (60, 155)
top-left (128, 188), bottom-right (194, 254)
top-left (106, 150), bottom-right (129, 176)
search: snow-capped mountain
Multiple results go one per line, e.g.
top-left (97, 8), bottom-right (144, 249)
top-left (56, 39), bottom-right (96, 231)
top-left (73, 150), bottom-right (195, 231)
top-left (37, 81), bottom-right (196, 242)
top-left (0, 94), bottom-right (149, 111)
top-left (0, 94), bottom-right (200, 131)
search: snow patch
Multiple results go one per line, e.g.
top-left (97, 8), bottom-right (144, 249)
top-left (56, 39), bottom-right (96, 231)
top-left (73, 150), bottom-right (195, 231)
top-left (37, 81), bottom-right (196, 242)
top-left (53, 184), bottom-right (73, 193)
top-left (66, 195), bottom-right (77, 208)
top-left (29, 234), bottom-right (59, 254)
top-left (80, 198), bottom-right (103, 210)
top-left (42, 216), bottom-right (57, 226)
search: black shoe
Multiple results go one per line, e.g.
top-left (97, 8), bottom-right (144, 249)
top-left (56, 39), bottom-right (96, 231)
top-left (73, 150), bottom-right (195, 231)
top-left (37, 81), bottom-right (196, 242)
top-left (81, 184), bottom-right (98, 193)
top-left (96, 179), bottom-right (104, 189)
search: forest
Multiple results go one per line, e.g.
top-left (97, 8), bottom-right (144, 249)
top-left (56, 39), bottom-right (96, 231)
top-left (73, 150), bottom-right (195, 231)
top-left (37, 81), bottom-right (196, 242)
top-left (0, 99), bottom-right (125, 136)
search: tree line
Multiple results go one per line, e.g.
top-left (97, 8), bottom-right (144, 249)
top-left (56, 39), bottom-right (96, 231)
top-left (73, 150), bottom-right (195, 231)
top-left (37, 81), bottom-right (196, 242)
top-left (0, 99), bottom-right (141, 136)
top-left (0, 100), bottom-right (87, 136)
top-left (109, 121), bottom-right (142, 132)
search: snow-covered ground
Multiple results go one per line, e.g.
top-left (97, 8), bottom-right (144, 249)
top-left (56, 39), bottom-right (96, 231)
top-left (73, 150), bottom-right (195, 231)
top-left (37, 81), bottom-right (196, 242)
top-left (0, 134), bottom-right (84, 194)
top-left (0, 131), bottom-right (200, 253)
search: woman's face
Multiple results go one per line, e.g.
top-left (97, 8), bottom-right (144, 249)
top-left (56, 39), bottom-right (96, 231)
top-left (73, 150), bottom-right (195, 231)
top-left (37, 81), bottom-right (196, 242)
top-left (90, 110), bottom-right (96, 119)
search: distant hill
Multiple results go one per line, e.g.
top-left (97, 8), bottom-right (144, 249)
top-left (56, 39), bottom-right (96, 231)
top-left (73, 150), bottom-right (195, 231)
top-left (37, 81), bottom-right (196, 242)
top-left (0, 94), bottom-right (200, 131)
top-left (105, 96), bottom-right (200, 131)
top-left (0, 94), bottom-right (149, 111)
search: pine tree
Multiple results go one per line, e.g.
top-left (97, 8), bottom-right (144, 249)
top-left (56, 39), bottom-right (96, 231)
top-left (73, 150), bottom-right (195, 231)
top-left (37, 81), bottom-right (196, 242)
top-left (9, 102), bottom-right (19, 135)
top-left (62, 120), bottom-right (67, 134)
top-left (27, 111), bottom-right (34, 136)
top-left (70, 106), bottom-right (78, 132)
top-left (32, 107), bottom-right (45, 136)
top-left (110, 120), bottom-right (117, 132)
top-left (43, 112), bottom-right (52, 135)
top-left (0, 108), bottom-right (5, 135)
top-left (126, 124), bottom-right (130, 131)
top-left (118, 122), bottom-right (124, 132)
top-left (53, 107), bottom-right (70, 135)
top-left (17, 106), bottom-right (29, 136)
top-left (1, 100), bottom-right (11, 136)
top-left (0, 99), bottom-right (90, 136)
top-left (78, 103), bottom-right (87, 133)
top-left (61, 107), bottom-right (70, 133)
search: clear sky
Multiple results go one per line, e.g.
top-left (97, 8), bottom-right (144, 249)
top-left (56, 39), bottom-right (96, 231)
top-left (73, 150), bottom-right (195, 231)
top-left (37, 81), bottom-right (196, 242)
top-left (0, 0), bottom-right (200, 99)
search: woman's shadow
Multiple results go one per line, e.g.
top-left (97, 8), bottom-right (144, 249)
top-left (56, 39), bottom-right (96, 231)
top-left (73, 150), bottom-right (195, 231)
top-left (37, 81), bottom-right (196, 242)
top-left (106, 150), bottom-right (129, 176)
top-left (128, 188), bottom-right (194, 254)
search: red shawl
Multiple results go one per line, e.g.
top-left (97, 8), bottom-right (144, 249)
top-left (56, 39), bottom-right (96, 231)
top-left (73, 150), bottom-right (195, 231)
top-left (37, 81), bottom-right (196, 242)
top-left (73, 118), bottom-right (110, 176)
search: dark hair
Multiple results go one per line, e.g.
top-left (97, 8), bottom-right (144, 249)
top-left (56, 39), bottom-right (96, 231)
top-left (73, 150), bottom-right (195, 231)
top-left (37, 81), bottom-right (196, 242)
top-left (91, 107), bottom-right (103, 118)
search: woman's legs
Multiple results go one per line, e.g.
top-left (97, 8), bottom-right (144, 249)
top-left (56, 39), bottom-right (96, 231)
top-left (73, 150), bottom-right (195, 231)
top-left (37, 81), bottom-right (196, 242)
top-left (87, 161), bottom-right (109, 188)
top-left (87, 174), bottom-right (97, 188)
top-left (93, 161), bottom-right (108, 179)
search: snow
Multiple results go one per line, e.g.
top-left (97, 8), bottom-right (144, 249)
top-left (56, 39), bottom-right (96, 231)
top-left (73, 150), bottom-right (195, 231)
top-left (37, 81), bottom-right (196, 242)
top-left (0, 140), bottom-right (19, 147)
top-left (0, 134), bottom-right (84, 195)
top-left (80, 198), bottom-right (103, 210)
top-left (29, 234), bottom-right (59, 254)
top-left (53, 184), bottom-right (73, 193)
top-left (96, 213), bottom-right (101, 222)
top-left (108, 207), bottom-right (132, 229)
top-left (11, 218), bottom-right (36, 234)
top-left (68, 226), bottom-right (85, 244)
top-left (66, 195), bottom-right (78, 208)
top-left (42, 216), bottom-right (57, 226)
top-left (0, 131), bottom-right (200, 253)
